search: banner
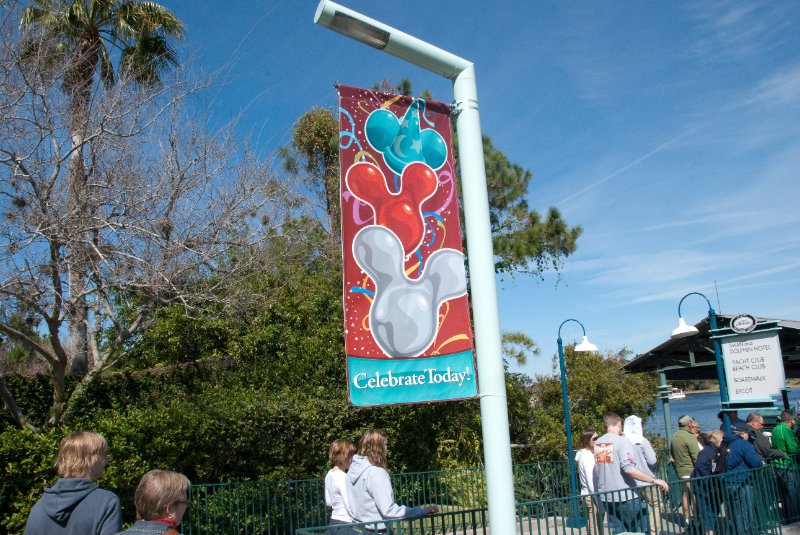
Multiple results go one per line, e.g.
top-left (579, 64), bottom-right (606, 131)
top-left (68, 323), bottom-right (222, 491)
top-left (338, 85), bottom-right (476, 407)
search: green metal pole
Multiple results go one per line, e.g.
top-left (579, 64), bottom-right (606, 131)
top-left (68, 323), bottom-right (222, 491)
top-left (659, 370), bottom-right (673, 449)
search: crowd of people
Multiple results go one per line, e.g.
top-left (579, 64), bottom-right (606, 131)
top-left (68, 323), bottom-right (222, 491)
top-left (573, 408), bottom-right (800, 535)
top-left (24, 415), bottom-right (800, 535)
top-left (24, 431), bottom-right (190, 535)
top-left (672, 409), bottom-right (800, 534)
top-left (24, 428), bottom-right (434, 535)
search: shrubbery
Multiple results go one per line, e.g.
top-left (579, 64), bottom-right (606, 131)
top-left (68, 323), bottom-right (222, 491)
top-left (0, 364), bottom-right (485, 533)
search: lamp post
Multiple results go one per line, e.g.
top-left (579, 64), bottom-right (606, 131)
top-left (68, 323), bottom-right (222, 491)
top-left (557, 319), bottom-right (598, 527)
top-left (670, 291), bottom-right (731, 435)
top-left (314, 3), bottom-right (517, 532)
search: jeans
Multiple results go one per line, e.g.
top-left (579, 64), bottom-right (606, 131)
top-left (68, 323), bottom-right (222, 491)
top-left (602, 497), bottom-right (650, 534)
top-left (330, 518), bottom-right (357, 535)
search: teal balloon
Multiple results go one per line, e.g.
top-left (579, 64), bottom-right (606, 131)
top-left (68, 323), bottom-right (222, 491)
top-left (420, 129), bottom-right (447, 170)
top-left (365, 109), bottom-right (399, 152)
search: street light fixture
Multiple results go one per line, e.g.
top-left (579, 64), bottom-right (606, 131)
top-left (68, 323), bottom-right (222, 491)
top-left (557, 319), bottom-right (597, 528)
top-left (671, 317), bottom-right (699, 339)
top-left (671, 291), bottom-right (731, 434)
top-left (314, 3), bottom-right (516, 532)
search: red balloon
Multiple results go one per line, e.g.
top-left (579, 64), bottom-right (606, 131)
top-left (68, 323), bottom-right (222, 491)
top-left (346, 161), bottom-right (438, 256)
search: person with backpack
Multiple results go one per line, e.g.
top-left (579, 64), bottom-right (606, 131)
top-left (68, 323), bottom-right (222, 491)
top-left (692, 430), bottom-right (724, 534)
top-left (623, 415), bottom-right (662, 532)
top-left (720, 429), bottom-right (763, 535)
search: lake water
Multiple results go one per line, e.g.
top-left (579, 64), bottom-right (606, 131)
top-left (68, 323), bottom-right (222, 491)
top-left (643, 387), bottom-right (800, 437)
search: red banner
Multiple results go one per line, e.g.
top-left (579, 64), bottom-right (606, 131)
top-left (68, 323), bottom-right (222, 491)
top-left (339, 85), bottom-right (476, 406)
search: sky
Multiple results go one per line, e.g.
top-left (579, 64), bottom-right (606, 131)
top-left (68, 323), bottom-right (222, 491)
top-left (156, 0), bottom-right (800, 379)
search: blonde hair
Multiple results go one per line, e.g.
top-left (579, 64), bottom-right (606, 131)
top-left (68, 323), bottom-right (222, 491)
top-left (329, 439), bottom-right (356, 469)
top-left (358, 429), bottom-right (388, 470)
top-left (706, 430), bottom-right (724, 447)
top-left (55, 431), bottom-right (107, 479)
top-left (134, 470), bottom-right (191, 521)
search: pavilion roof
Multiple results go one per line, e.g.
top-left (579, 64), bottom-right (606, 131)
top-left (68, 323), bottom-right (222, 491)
top-left (624, 315), bottom-right (800, 381)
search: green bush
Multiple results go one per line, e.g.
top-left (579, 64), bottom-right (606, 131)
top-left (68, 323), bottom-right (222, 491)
top-left (0, 428), bottom-right (60, 534)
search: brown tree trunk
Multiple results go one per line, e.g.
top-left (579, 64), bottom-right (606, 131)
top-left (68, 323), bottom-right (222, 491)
top-left (0, 374), bottom-right (34, 430)
top-left (49, 362), bottom-right (68, 426)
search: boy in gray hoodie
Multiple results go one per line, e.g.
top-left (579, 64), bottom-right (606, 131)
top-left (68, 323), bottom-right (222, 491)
top-left (25, 431), bottom-right (122, 535)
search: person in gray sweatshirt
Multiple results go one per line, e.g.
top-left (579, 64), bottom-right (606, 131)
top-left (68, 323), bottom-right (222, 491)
top-left (346, 429), bottom-right (437, 532)
top-left (24, 431), bottom-right (122, 535)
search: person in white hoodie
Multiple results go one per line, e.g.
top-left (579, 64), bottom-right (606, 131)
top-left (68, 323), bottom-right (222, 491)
top-left (346, 429), bottom-right (437, 532)
top-left (623, 414), bottom-right (662, 532)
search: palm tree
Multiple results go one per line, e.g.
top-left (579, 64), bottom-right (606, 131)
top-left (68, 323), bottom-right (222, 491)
top-left (20, 0), bottom-right (183, 376)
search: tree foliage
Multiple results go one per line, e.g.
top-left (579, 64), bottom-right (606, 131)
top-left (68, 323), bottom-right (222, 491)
top-left (524, 346), bottom-right (658, 460)
top-left (475, 136), bottom-right (582, 277)
top-left (0, 12), bottom-right (305, 428)
top-left (278, 108), bottom-right (341, 244)
top-left (18, 0), bottom-right (184, 376)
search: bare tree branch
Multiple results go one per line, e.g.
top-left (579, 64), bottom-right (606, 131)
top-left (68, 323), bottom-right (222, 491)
top-left (0, 13), bottom-right (316, 426)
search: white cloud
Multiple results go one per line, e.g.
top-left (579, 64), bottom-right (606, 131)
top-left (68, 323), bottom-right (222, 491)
top-left (686, 2), bottom-right (791, 62)
top-left (746, 63), bottom-right (800, 108)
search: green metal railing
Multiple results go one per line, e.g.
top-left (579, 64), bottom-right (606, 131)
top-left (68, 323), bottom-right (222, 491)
top-left (186, 478), bottom-right (327, 535)
top-left (184, 462), bottom-right (568, 535)
top-left (295, 465), bottom-right (782, 535)
top-left (770, 453), bottom-right (800, 524)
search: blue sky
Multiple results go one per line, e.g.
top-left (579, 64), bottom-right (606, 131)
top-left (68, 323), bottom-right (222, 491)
top-left (158, 1), bottom-right (800, 378)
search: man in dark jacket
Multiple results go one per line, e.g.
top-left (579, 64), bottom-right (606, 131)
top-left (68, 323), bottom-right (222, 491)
top-left (722, 430), bottom-right (764, 535)
top-left (746, 412), bottom-right (788, 461)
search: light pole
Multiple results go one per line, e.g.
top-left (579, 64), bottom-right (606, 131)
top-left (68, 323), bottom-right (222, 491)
top-left (314, 3), bottom-right (517, 532)
top-left (670, 291), bottom-right (731, 435)
top-left (557, 319), bottom-right (598, 527)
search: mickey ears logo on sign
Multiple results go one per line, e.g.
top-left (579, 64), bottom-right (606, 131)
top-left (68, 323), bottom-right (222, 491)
top-left (365, 100), bottom-right (447, 175)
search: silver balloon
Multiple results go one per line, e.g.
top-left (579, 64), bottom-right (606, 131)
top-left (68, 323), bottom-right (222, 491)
top-left (353, 225), bottom-right (467, 358)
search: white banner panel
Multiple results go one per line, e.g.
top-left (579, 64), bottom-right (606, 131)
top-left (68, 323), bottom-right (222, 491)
top-left (722, 331), bottom-right (785, 402)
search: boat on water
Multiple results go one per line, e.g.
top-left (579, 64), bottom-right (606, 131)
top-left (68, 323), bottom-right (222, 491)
top-left (668, 387), bottom-right (686, 400)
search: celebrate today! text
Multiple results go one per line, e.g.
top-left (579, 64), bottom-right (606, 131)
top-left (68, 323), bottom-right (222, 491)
top-left (353, 367), bottom-right (472, 390)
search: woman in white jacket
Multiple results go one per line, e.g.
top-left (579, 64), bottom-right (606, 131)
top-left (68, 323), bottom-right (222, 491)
top-left (346, 429), bottom-right (437, 532)
top-left (575, 427), bottom-right (602, 535)
top-left (325, 439), bottom-right (356, 532)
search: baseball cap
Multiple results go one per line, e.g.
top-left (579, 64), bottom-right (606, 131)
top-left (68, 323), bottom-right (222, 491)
top-left (730, 421), bottom-right (748, 434)
top-left (678, 415), bottom-right (695, 427)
